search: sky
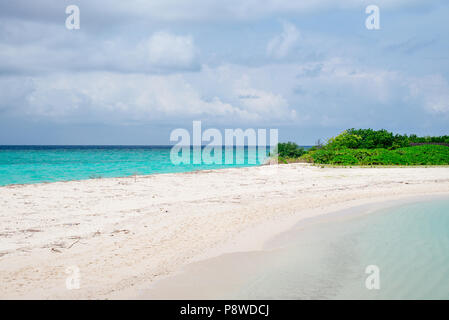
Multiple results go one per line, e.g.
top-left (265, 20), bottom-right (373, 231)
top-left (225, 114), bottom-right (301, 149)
top-left (0, 0), bottom-right (448, 145)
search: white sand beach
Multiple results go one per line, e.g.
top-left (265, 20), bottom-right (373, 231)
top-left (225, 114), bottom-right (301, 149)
top-left (1, 164), bottom-right (449, 299)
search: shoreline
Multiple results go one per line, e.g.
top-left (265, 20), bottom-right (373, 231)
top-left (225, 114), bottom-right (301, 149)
top-left (140, 194), bottom-right (449, 299)
top-left (3, 163), bottom-right (449, 189)
top-left (1, 164), bottom-right (449, 299)
top-left (192, 192), bottom-right (449, 262)
top-left (0, 164), bottom-right (261, 189)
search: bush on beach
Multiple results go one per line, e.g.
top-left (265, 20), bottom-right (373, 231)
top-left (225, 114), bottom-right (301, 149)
top-left (307, 145), bottom-right (449, 165)
top-left (275, 129), bottom-right (449, 166)
top-left (276, 142), bottom-right (306, 159)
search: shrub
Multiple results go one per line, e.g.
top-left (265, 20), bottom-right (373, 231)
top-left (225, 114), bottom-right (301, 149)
top-left (275, 129), bottom-right (449, 166)
top-left (276, 142), bottom-right (306, 158)
top-left (308, 145), bottom-right (449, 166)
top-left (326, 130), bottom-right (362, 149)
top-left (325, 128), bottom-right (408, 150)
top-left (298, 152), bottom-right (314, 163)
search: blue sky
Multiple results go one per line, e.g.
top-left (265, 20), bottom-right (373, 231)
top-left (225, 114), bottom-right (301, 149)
top-left (0, 0), bottom-right (448, 145)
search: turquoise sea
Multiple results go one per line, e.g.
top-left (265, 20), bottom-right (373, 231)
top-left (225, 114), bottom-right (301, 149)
top-left (0, 146), bottom-right (270, 186)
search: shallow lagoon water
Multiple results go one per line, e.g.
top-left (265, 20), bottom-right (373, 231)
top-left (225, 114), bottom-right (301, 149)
top-left (242, 197), bottom-right (449, 299)
top-left (144, 197), bottom-right (449, 300)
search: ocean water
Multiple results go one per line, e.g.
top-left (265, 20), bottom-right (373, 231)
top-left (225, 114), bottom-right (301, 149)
top-left (144, 198), bottom-right (449, 300)
top-left (0, 146), bottom-right (269, 186)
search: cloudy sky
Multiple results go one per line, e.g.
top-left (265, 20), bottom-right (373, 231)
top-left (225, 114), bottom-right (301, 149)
top-left (0, 0), bottom-right (448, 145)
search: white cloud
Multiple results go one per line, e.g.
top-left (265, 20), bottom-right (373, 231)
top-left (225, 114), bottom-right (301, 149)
top-left (2, 58), bottom-right (448, 134)
top-left (238, 88), bottom-right (291, 116)
top-left (0, 28), bottom-right (199, 74)
top-left (144, 32), bottom-right (197, 69)
top-left (0, 76), bottom-right (34, 112)
top-left (3, 65), bottom-right (295, 124)
top-left (407, 75), bottom-right (449, 114)
top-left (267, 22), bottom-right (300, 59)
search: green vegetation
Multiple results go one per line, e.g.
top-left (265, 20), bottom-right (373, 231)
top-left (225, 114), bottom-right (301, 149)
top-left (325, 128), bottom-right (449, 150)
top-left (277, 142), bottom-right (306, 158)
top-left (276, 129), bottom-right (449, 166)
top-left (274, 142), bottom-right (306, 164)
top-left (308, 145), bottom-right (449, 165)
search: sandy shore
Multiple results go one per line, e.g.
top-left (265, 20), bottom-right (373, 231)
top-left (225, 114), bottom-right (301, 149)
top-left (1, 164), bottom-right (449, 299)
